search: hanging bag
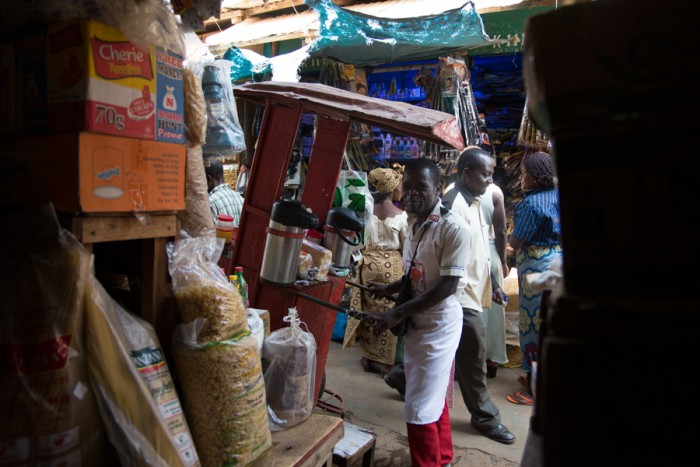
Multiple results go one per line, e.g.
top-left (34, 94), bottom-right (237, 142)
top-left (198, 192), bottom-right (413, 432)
top-left (390, 224), bottom-right (429, 336)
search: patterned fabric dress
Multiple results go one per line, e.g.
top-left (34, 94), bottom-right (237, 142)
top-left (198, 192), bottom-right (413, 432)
top-left (343, 211), bottom-right (407, 365)
top-left (512, 187), bottom-right (562, 373)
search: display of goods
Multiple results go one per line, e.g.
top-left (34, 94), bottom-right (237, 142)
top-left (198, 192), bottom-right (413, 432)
top-left (0, 205), bottom-right (106, 466)
top-left (173, 327), bottom-right (271, 466)
top-left (85, 276), bottom-right (200, 467)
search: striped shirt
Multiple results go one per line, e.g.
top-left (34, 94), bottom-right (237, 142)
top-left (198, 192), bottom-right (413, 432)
top-left (512, 187), bottom-right (561, 247)
top-left (209, 183), bottom-right (244, 226)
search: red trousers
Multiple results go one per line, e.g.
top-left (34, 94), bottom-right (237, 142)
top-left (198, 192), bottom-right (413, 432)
top-left (406, 400), bottom-right (453, 466)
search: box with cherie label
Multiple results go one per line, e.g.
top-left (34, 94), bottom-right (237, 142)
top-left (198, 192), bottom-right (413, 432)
top-left (41, 19), bottom-right (183, 143)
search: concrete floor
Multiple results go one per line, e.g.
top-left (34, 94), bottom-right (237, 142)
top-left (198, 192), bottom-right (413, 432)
top-left (321, 340), bottom-right (533, 466)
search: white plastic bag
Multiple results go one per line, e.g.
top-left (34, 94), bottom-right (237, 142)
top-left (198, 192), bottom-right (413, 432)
top-left (262, 307), bottom-right (316, 431)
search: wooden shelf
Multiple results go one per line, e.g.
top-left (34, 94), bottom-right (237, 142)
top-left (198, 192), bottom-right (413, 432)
top-left (66, 213), bottom-right (178, 244)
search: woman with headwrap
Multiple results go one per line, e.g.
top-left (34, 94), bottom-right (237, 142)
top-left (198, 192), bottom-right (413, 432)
top-left (507, 151), bottom-right (562, 405)
top-left (343, 164), bottom-right (408, 376)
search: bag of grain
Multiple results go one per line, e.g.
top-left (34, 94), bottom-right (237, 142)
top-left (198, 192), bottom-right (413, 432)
top-left (262, 307), bottom-right (317, 431)
top-left (173, 319), bottom-right (271, 466)
top-left (85, 275), bottom-right (200, 467)
top-left (0, 204), bottom-right (106, 465)
top-left (167, 235), bottom-right (247, 343)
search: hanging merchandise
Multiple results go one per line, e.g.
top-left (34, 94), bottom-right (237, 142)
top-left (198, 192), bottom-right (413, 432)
top-left (201, 60), bottom-right (246, 158)
top-left (517, 96), bottom-right (550, 151)
top-left (332, 170), bottom-right (374, 248)
top-left (262, 307), bottom-right (317, 432)
top-left (422, 57), bottom-right (481, 160)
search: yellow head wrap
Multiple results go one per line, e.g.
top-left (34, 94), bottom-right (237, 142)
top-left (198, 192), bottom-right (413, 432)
top-left (368, 163), bottom-right (404, 194)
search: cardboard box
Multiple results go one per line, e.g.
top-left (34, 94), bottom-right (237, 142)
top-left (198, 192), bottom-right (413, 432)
top-left (32, 19), bottom-right (185, 143)
top-left (18, 32), bottom-right (49, 133)
top-left (2, 132), bottom-right (186, 213)
top-left (252, 309), bottom-right (270, 337)
top-left (0, 43), bottom-right (17, 132)
top-left (553, 118), bottom-right (696, 298)
top-left (522, 0), bottom-right (690, 133)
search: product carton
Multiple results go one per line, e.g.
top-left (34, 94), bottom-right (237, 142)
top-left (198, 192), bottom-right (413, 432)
top-left (2, 132), bottom-right (186, 213)
top-left (40, 19), bottom-right (184, 143)
top-left (522, 0), bottom-right (691, 133)
top-left (0, 43), bottom-right (16, 132)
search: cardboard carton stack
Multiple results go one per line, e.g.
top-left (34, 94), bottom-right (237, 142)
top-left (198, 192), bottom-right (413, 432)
top-left (522, 0), bottom-right (696, 298)
top-left (1, 19), bottom-right (186, 213)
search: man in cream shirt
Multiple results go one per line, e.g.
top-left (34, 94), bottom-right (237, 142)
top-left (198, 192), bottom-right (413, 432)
top-left (442, 146), bottom-right (515, 445)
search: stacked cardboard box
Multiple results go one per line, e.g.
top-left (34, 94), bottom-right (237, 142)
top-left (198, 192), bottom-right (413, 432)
top-left (522, 0), bottom-right (696, 298)
top-left (1, 19), bottom-right (187, 213)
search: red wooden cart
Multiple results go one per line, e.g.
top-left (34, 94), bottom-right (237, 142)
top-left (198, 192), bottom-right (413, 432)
top-left (229, 82), bottom-right (465, 404)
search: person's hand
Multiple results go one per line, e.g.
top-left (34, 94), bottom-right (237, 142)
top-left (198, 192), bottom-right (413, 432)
top-left (362, 309), bottom-right (403, 337)
top-left (367, 282), bottom-right (391, 298)
top-left (492, 287), bottom-right (509, 306)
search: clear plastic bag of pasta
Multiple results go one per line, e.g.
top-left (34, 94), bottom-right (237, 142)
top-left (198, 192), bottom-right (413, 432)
top-left (172, 319), bottom-right (271, 466)
top-left (262, 307), bottom-right (317, 431)
top-left (167, 234), bottom-right (247, 343)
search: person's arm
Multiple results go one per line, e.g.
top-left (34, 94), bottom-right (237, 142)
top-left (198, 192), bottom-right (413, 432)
top-left (368, 275), bottom-right (462, 335)
top-left (508, 234), bottom-right (526, 251)
top-left (492, 187), bottom-right (508, 274)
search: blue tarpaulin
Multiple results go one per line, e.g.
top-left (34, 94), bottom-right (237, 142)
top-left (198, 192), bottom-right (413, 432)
top-left (306, 0), bottom-right (492, 65)
top-left (222, 0), bottom-right (493, 81)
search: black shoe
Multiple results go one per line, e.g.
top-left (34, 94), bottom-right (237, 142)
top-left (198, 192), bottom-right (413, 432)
top-left (471, 422), bottom-right (515, 444)
top-left (383, 364), bottom-right (406, 400)
top-left (486, 364), bottom-right (498, 378)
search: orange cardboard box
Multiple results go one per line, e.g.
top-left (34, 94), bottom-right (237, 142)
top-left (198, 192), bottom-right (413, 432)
top-left (2, 132), bottom-right (185, 213)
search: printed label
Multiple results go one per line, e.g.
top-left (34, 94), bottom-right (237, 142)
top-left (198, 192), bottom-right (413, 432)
top-left (0, 437), bottom-right (29, 463)
top-left (0, 335), bottom-right (72, 374)
top-left (37, 427), bottom-right (80, 456)
top-left (91, 37), bottom-right (153, 80)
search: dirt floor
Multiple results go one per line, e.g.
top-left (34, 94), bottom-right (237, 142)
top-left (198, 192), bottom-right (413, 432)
top-left (322, 340), bottom-right (533, 466)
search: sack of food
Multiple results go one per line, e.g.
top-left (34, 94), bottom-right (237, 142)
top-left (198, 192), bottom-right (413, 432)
top-left (0, 204), bottom-right (106, 465)
top-left (173, 320), bottom-right (271, 466)
top-left (85, 275), bottom-right (200, 467)
top-left (262, 307), bottom-right (316, 431)
top-left (167, 234), bottom-right (247, 343)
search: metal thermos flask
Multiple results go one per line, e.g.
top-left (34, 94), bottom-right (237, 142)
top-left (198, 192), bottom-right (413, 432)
top-left (260, 199), bottom-right (318, 286)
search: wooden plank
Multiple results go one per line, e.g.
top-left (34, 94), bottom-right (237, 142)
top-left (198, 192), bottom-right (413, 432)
top-left (140, 237), bottom-right (170, 331)
top-left (253, 413), bottom-right (343, 467)
top-left (72, 214), bottom-right (177, 243)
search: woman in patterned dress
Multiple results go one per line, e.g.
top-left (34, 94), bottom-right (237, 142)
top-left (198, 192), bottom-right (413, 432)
top-left (344, 164), bottom-right (408, 376)
top-left (507, 151), bottom-right (562, 405)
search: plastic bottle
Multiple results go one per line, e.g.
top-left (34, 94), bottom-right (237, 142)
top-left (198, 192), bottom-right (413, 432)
top-left (215, 214), bottom-right (235, 260)
top-left (235, 266), bottom-right (248, 307)
top-left (384, 133), bottom-right (392, 151)
top-left (396, 137), bottom-right (405, 159)
top-left (410, 138), bottom-right (419, 158)
top-left (402, 137), bottom-right (410, 158)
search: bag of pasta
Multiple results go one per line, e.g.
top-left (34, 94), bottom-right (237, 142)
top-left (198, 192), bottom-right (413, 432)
top-left (262, 307), bottom-right (317, 431)
top-left (173, 319), bottom-right (271, 466)
top-left (167, 234), bottom-right (247, 343)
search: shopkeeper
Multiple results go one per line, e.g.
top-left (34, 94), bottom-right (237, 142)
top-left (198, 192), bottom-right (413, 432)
top-left (204, 158), bottom-right (244, 226)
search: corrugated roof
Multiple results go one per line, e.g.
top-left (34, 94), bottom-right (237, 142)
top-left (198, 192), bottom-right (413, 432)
top-left (206, 0), bottom-right (524, 53)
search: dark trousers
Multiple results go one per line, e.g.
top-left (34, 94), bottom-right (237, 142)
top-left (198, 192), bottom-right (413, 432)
top-left (454, 307), bottom-right (501, 429)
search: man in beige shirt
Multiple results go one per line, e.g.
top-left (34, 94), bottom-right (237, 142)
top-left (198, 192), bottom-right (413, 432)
top-left (442, 146), bottom-right (514, 445)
